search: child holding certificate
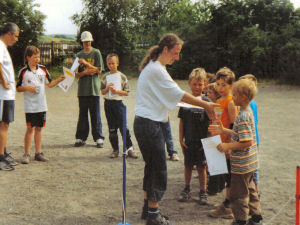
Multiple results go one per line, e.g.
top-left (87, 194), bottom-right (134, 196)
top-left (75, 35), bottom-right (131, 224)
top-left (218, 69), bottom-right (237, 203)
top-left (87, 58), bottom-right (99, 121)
top-left (208, 79), bottom-right (263, 225)
top-left (100, 53), bottom-right (137, 159)
top-left (209, 67), bottom-right (238, 219)
top-left (16, 46), bottom-right (65, 164)
top-left (177, 68), bottom-right (211, 205)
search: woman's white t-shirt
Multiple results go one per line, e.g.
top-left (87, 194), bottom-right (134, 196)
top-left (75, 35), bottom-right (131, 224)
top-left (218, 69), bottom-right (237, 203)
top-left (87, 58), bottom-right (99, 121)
top-left (135, 60), bottom-right (185, 122)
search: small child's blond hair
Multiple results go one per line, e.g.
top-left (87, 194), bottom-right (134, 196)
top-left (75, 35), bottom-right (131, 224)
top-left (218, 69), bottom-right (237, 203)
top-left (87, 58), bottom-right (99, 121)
top-left (106, 53), bottom-right (119, 62)
top-left (232, 79), bottom-right (257, 102)
top-left (207, 82), bottom-right (220, 99)
top-left (206, 73), bottom-right (216, 83)
top-left (239, 74), bottom-right (257, 87)
top-left (216, 67), bottom-right (235, 84)
top-left (189, 67), bottom-right (206, 82)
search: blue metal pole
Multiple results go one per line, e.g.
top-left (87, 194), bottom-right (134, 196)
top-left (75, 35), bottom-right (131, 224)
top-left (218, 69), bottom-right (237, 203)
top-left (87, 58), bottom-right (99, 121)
top-left (118, 106), bottom-right (130, 225)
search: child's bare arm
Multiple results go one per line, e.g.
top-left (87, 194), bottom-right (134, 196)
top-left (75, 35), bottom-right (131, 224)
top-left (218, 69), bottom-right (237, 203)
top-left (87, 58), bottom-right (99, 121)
top-left (78, 59), bottom-right (101, 75)
top-left (47, 75), bottom-right (65, 88)
top-left (101, 83), bottom-right (113, 95)
top-left (228, 100), bottom-right (238, 124)
top-left (16, 85), bottom-right (36, 93)
top-left (216, 140), bottom-right (252, 153)
top-left (179, 118), bottom-right (187, 153)
top-left (110, 88), bottom-right (128, 96)
top-left (208, 120), bottom-right (234, 137)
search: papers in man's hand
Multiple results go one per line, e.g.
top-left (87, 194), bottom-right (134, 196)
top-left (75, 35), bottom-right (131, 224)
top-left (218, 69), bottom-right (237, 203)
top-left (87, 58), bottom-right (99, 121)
top-left (58, 67), bottom-right (75, 92)
top-left (201, 135), bottom-right (228, 176)
top-left (70, 57), bottom-right (80, 72)
top-left (106, 73), bottom-right (121, 98)
top-left (176, 96), bottom-right (203, 109)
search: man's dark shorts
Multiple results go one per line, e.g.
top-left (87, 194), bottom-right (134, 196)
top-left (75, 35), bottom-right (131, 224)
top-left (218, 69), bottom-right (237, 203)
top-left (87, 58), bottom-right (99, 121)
top-left (25, 112), bottom-right (46, 128)
top-left (0, 100), bottom-right (14, 123)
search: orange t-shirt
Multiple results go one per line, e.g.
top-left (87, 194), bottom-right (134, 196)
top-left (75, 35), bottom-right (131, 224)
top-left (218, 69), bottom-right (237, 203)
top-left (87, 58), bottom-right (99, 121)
top-left (217, 95), bottom-right (233, 143)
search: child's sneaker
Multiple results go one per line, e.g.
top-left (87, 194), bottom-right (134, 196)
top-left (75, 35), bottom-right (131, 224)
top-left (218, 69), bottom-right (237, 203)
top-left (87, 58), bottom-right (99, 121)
top-left (170, 154), bottom-right (179, 161)
top-left (246, 218), bottom-right (264, 225)
top-left (4, 152), bottom-right (18, 166)
top-left (231, 221), bottom-right (246, 225)
top-left (208, 204), bottom-right (233, 219)
top-left (21, 153), bottom-right (30, 164)
top-left (146, 213), bottom-right (173, 225)
top-left (34, 152), bottom-right (48, 162)
top-left (127, 147), bottom-right (138, 158)
top-left (141, 205), bottom-right (148, 220)
top-left (178, 187), bottom-right (191, 202)
top-left (0, 157), bottom-right (14, 171)
top-left (110, 150), bottom-right (119, 158)
top-left (74, 139), bottom-right (85, 147)
top-left (96, 139), bottom-right (104, 148)
top-left (199, 190), bottom-right (208, 205)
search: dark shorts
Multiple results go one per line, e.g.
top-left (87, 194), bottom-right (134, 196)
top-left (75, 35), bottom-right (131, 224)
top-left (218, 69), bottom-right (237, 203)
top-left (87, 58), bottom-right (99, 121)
top-left (183, 142), bottom-right (206, 166)
top-left (0, 100), bottom-right (15, 123)
top-left (133, 116), bottom-right (167, 202)
top-left (25, 112), bottom-right (46, 128)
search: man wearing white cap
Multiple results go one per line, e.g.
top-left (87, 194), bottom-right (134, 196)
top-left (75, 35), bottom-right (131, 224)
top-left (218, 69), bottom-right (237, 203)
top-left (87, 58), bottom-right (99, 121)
top-left (74, 31), bottom-right (105, 148)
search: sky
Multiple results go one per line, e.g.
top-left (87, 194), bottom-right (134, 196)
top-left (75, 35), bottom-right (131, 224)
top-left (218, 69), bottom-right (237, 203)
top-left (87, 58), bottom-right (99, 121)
top-left (34, 0), bottom-right (83, 35)
top-left (35, 0), bottom-right (300, 35)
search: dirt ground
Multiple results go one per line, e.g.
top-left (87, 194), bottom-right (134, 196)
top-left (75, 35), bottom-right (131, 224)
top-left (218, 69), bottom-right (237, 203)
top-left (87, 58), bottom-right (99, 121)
top-left (0, 78), bottom-right (298, 225)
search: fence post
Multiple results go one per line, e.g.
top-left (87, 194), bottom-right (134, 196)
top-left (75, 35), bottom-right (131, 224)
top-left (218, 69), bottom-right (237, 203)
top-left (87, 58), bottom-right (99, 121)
top-left (51, 41), bottom-right (55, 66)
top-left (296, 166), bottom-right (300, 225)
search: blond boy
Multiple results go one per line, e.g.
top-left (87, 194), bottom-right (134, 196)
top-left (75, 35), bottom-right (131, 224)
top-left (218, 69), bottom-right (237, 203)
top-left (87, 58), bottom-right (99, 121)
top-left (209, 79), bottom-right (263, 225)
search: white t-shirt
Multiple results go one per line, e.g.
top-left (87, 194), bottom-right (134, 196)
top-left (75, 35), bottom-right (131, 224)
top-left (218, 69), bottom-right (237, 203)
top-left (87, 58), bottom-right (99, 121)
top-left (0, 40), bottom-right (16, 100)
top-left (17, 65), bottom-right (52, 113)
top-left (135, 60), bottom-right (185, 122)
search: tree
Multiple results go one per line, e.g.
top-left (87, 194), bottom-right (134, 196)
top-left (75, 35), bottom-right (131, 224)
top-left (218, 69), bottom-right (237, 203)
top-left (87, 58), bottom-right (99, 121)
top-left (72, 0), bottom-right (300, 83)
top-left (72, 0), bottom-right (139, 70)
top-left (0, 0), bottom-right (45, 67)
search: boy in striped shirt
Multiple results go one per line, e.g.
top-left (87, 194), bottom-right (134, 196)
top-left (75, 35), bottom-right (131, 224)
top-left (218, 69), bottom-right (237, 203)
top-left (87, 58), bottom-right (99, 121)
top-left (208, 79), bottom-right (263, 225)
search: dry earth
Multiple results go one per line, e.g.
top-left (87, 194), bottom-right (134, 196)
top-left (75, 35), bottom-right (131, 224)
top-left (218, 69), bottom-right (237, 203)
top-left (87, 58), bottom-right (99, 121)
top-left (0, 78), bottom-right (298, 225)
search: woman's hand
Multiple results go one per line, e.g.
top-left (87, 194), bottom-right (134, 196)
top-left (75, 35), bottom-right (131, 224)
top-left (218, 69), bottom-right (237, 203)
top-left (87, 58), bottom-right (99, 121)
top-left (204, 102), bottom-right (219, 120)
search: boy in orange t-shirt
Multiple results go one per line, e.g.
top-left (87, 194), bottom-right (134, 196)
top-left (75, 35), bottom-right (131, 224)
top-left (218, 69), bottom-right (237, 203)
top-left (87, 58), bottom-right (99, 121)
top-left (209, 67), bottom-right (238, 219)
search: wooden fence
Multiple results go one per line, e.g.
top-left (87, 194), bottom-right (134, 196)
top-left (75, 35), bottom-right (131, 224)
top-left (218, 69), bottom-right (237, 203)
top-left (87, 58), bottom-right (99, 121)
top-left (39, 41), bottom-right (81, 66)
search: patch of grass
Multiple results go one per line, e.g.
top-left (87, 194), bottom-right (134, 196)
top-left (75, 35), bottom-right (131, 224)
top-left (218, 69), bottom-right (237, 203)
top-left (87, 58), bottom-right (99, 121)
top-left (38, 35), bottom-right (77, 43)
top-left (48, 66), bottom-right (65, 79)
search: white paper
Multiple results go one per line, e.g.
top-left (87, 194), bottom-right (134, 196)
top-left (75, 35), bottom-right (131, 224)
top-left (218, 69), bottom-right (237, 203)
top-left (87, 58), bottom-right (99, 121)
top-left (70, 57), bottom-right (80, 72)
top-left (106, 73), bottom-right (121, 98)
top-left (176, 96), bottom-right (203, 109)
top-left (58, 67), bottom-right (75, 92)
top-left (201, 135), bottom-right (228, 176)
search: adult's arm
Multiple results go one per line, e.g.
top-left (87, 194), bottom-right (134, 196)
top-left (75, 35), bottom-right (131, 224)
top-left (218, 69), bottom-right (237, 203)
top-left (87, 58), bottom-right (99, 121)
top-left (0, 64), bottom-right (9, 89)
top-left (181, 92), bottom-right (218, 120)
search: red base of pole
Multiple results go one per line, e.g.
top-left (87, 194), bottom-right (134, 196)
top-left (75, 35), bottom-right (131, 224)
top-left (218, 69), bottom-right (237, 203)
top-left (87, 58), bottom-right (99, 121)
top-left (296, 166), bottom-right (300, 225)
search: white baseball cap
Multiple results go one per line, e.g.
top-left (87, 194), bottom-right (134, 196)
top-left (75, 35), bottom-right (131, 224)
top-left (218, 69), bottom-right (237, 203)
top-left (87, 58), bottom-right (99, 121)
top-left (81, 31), bottom-right (93, 42)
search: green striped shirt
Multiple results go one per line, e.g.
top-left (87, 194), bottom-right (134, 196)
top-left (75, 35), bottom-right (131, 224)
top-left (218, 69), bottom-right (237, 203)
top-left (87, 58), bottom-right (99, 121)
top-left (231, 108), bottom-right (258, 174)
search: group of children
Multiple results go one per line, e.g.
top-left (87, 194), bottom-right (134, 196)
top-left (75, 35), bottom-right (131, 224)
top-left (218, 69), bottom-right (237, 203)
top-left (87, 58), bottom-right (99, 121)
top-left (1, 25), bottom-right (262, 224)
top-left (177, 66), bottom-right (263, 225)
top-left (3, 37), bottom-right (138, 168)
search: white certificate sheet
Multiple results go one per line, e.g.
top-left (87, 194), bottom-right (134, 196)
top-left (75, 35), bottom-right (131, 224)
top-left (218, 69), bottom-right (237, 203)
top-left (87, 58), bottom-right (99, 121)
top-left (176, 96), bottom-right (203, 109)
top-left (58, 67), bottom-right (75, 92)
top-left (201, 135), bottom-right (228, 176)
top-left (70, 57), bottom-right (80, 72)
top-left (106, 73), bottom-right (121, 98)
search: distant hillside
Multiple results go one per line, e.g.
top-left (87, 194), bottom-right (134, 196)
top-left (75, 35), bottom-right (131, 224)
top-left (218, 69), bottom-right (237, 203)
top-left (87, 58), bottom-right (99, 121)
top-left (38, 34), bottom-right (78, 43)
